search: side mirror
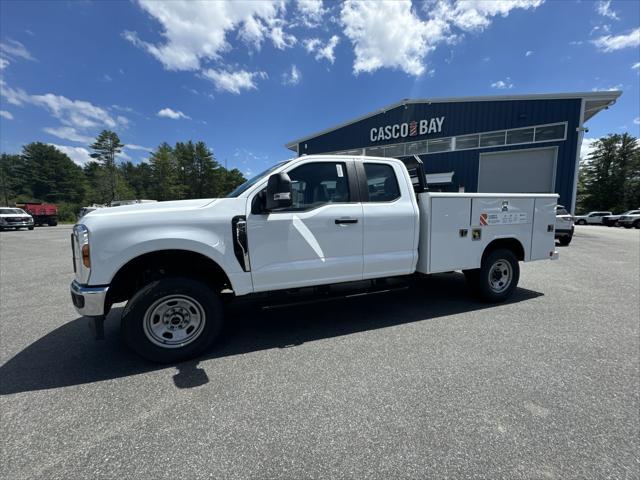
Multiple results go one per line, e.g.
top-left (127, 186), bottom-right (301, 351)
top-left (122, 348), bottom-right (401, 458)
top-left (266, 172), bottom-right (292, 211)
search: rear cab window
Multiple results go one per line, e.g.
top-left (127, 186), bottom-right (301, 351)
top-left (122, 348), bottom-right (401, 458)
top-left (363, 163), bottom-right (401, 202)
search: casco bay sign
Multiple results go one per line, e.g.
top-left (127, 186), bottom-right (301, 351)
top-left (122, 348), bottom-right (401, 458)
top-left (370, 116), bottom-right (445, 143)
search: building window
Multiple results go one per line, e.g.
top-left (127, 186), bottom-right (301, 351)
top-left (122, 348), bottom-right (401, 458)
top-left (506, 127), bottom-right (534, 144)
top-left (365, 146), bottom-right (385, 157)
top-left (406, 140), bottom-right (427, 155)
top-left (455, 134), bottom-right (479, 150)
top-left (428, 137), bottom-right (452, 153)
top-left (384, 144), bottom-right (405, 158)
top-left (480, 131), bottom-right (506, 147)
top-left (535, 123), bottom-right (566, 142)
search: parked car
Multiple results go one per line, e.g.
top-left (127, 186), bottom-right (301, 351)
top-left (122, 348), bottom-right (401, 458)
top-left (70, 154), bottom-right (559, 363)
top-left (0, 207), bottom-right (34, 230)
top-left (602, 210), bottom-right (640, 227)
top-left (555, 205), bottom-right (574, 245)
top-left (574, 211), bottom-right (612, 225)
top-left (618, 210), bottom-right (640, 229)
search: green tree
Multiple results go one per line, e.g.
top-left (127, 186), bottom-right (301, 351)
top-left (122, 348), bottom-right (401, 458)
top-left (21, 143), bottom-right (86, 203)
top-left (578, 133), bottom-right (640, 213)
top-left (149, 143), bottom-right (179, 201)
top-left (0, 153), bottom-right (25, 205)
top-left (90, 130), bottom-right (124, 203)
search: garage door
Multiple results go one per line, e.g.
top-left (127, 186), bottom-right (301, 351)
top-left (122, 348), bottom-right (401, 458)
top-left (478, 147), bottom-right (557, 193)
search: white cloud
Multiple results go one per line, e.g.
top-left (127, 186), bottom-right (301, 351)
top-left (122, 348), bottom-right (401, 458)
top-left (0, 110), bottom-right (13, 120)
top-left (296, 0), bottom-right (326, 27)
top-left (0, 38), bottom-right (35, 61)
top-left (0, 79), bottom-right (127, 130)
top-left (580, 138), bottom-right (598, 159)
top-left (303, 35), bottom-right (340, 64)
top-left (340, 1), bottom-right (441, 76)
top-left (50, 144), bottom-right (93, 166)
top-left (0, 58), bottom-right (8, 70)
top-left (596, 1), bottom-right (619, 21)
top-left (634, 117), bottom-right (640, 125)
top-left (282, 64), bottom-right (301, 86)
top-left (43, 126), bottom-right (93, 143)
top-left (569, 40), bottom-right (584, 46)
top-left (591, 84), bottom-right (622, 92)
top-left (525, 50), bottom-right (534, 56)
top-left (124, 0), bottom-right (293, 71)
top-left (125, 144), bottom-right (153, 152)
top-left (632, 62), bottom-right (640, 70)
top-left (201, 69), bottom-right (267, 94)
top-left (157, 107), bottom-right (190, 120)
top-left (340, 0), bottom-right (542, 76)
top-left (491, 77), bottom-right (514, 89)
top-left (429, 0), bottom-right (543, 32)
top-left (592, 27), bottom-right (640, 52)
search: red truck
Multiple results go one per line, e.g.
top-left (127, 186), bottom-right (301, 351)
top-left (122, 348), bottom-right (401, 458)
top-left (16, 203), bottom-right (58, 226)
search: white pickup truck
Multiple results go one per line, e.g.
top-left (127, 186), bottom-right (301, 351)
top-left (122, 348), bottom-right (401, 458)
top-left (70, 155), bottom-right (558, 362)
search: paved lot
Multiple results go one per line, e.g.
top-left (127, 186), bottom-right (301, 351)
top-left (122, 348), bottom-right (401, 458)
top-left (1, 225), bottom-right (638, 479)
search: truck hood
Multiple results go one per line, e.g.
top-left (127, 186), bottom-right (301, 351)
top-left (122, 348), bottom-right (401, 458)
top-left (83, 198), bottom-right (218, 218)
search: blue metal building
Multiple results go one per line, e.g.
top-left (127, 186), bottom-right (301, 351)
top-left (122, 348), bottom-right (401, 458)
top-left (285, 92), bottom-right (621, 212)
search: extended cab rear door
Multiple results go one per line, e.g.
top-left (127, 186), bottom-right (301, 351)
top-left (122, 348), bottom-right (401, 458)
top-left (357, 160), bottom-right (419, 279)
top-left (247, 159), bottom-right (364, 292)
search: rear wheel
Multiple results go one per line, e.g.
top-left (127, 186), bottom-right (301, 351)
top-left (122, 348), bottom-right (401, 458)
top-left (48, 219), bottom-right (58, 226)
top-left (558, 235), bottom-right (572, 246)
top-left (121, 277), bottom-right (224, 363)
top-left (576, 219), bottom-right (586, 225)
top-left (469, 248), bottom-right (520, 303)
top-left (634, 220), bottom-right (640, 229)
top-left (28, 226), bottom-right (34, 230)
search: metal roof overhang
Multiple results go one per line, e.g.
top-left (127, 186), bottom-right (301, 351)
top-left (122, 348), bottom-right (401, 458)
top-left (285, 91), bottom-right (622, 151)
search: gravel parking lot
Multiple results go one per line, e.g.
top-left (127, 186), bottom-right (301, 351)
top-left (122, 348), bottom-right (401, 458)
top-left (1, 225), bottom-right (638, 479)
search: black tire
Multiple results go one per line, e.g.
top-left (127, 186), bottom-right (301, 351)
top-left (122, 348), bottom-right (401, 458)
top-left (576, 220), bottom-right (586, 225)
top-left (558, 235), bottom-right (572, 246)
top-left (624, 225), bottom-right (632, 229)
top-left (475, 248), bottom-right (520, 303)
top-left (48, 220), bottom-right (58, 226)
top-left (121, 277), bottom-right (224, 363)
top-left (634, 221), bottom-right (640, 229)
top-left (28, 226), bottom-right (34, 230)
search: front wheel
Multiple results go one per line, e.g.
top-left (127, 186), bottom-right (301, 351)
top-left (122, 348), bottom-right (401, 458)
top-left (468, 248), bottom-right (520, 303)
top-left (121, 277), bottom-right (224, 363)
top-left (634, 221), bottom-right (640, 229)
top-left (28, 226), bottom-right (34, 230)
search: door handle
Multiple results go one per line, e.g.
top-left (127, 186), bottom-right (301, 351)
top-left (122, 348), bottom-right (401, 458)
top-left (335, 218), bottom-right (358, 224)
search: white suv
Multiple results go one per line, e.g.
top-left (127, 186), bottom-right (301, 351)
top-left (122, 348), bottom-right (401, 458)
top-left (618, 210), bottom-right (640, 229)
top-left (574, 211), bottom-right (612, 225)
top-left (555, 205), bottom-right (574, 245)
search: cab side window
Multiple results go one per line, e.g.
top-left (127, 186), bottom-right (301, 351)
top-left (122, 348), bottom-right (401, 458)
top-left (363, 163), bottom-right (400, 202)
top-left (287, 162), bottom-right (350, 211)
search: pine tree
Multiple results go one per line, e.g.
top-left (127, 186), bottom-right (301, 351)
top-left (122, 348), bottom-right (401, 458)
top-left (90, 130), bottom-right (124, 204)
top-left (578, 133), bottom-right (640, 212)
top-left (149, 143), bottom-right (179, 201)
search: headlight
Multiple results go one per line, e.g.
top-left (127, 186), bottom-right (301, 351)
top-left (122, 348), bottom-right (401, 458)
top-left (73, 224), bottom-right (91, 282)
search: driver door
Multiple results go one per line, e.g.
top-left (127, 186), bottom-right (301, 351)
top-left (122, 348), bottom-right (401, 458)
top-left (247, 160), bottom-right (363, 292)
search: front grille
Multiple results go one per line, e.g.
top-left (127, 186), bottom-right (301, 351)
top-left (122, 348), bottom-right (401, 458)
top-left (4, 217), bottom-right (30, 224)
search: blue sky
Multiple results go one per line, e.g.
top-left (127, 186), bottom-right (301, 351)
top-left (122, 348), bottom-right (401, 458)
top-left (1, 0), bottom-right (638, 176)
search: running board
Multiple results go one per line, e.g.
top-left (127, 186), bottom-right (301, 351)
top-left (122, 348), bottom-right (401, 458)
top-left (261, 281), bottom-right (410, 310)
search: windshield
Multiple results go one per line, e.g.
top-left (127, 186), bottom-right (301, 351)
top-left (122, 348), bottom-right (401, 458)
top-left (226, 160), bottom-right (291, 198)
top-left (0, 208), bottom-right (25, 214)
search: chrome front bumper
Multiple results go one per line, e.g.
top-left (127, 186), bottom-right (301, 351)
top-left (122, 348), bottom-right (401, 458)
top-left (70, 280), bottom-right (109, 317)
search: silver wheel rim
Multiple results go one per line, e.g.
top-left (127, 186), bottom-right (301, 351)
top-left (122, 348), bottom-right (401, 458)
top-left (143, 295), bottom-right (206, 349)
top-left (488, 259), bottom-right (512, 293)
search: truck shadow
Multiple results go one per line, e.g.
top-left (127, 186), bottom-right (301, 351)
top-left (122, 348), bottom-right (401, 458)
top-left (0, 273), bottom-right (543, 394)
